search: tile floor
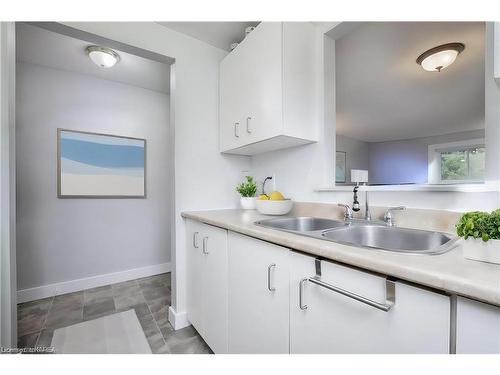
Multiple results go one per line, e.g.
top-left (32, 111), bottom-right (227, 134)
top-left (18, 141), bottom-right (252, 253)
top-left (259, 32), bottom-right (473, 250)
top-left (17, 273), bottom-right (212, 354)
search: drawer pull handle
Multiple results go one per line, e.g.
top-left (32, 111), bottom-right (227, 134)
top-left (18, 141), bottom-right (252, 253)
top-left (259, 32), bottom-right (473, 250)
top-left (246, 117), bottom-right (252, 133)
top-left (202, 236), bottom-right (209, 254)
top-left (267, 263), bottom-right (276, 292)
top-left (300, 258), bottom-right (396, 312)
top-left (299, 278), bottom-right (308, 310)
top-left (234, 122), bottom-right (240, 138)
top-left (193, 232), bottom-right (199, 248)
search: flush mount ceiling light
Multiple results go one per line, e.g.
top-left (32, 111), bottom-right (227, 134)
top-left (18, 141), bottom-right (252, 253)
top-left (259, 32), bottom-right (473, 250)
top-left (86, 46), bottom-right (120, 68)
top-left (416, 42), bottom-right (465, 72)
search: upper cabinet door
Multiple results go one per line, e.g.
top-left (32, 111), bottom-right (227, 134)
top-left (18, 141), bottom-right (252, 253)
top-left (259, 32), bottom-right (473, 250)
top-left (456, 296), bottom-right (500, 353)
top-left (290, 252), bottom-right (450, 354)
top-left (220, 51), bottom-right (245, 151)
top-left (240, 22), bottom-right (283, 144)
top-left (219, 22), bottom-right (319, 155)
top-left (228, 232), bottom-right (290, 353)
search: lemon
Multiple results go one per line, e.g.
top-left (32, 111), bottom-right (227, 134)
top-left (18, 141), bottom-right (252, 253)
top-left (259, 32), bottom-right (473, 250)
top-left (269, 191), bottom-right (285, 200)
top-left (258, 194), bottom-right (269, 200)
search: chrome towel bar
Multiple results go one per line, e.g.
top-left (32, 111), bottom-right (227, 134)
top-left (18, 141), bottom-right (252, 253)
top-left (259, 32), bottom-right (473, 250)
top-left (299, 258), bottom-right (396, 312)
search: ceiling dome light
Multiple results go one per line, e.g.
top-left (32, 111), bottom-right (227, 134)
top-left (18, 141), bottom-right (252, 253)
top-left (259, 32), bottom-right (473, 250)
top-left (86, 46), bottom-right (120, 68)
top-left (416, 42), bottom-right (465, 72)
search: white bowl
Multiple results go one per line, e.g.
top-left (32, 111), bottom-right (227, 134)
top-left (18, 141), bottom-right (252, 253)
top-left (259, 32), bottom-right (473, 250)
top-left (256, 199), bottom-right (293, 215)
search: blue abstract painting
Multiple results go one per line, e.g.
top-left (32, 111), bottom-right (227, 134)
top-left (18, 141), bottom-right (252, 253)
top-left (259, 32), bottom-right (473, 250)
top-left (58, 129), bottom-right (146, 197)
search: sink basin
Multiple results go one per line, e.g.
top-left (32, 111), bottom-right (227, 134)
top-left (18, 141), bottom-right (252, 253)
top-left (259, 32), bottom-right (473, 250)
top-left (255, 217), bottom-right (346, 232)
top-left (255, 216), bottom-right (457, 255)
top-left (322, 225), bottom-right (456, 254)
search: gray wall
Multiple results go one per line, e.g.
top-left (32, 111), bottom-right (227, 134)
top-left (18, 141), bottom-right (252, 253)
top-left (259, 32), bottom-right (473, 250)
top-left (336, 135), bottom-right (369, 183)
top-left (337, 129), bottom-right (485, 185)
top-left (368, 129), bottom-right (485, 185)
top-left (16, 62), bottom-right (171, 291)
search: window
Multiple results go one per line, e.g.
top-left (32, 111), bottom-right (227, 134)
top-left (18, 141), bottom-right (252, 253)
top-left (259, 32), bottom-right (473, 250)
top-left (428, 139), bottom-right (485, 184)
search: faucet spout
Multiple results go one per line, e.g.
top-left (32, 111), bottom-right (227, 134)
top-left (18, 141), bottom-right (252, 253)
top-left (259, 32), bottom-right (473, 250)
top-left (337, 203), bottom-right (353, 221)
top-left (365, 190), bottom-right (371, 221)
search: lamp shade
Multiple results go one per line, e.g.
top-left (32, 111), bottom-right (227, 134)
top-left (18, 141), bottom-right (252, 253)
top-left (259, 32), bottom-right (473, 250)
top-left (351, 169), bottom-right (368, 184)
top-left (416, 42), bottom-right (465, 72)
top-left (86, 46), bottom-right (120, 68)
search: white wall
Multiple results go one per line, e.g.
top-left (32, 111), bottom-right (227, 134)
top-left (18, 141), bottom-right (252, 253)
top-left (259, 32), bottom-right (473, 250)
top-left (485, 23), bottom-right (500, 183)
top-left (61, 22), bottom-right (252, 328)
top-left (16, 62), bottom-right (172, 292)
top-left (0, 22), bottom-right (17, 347)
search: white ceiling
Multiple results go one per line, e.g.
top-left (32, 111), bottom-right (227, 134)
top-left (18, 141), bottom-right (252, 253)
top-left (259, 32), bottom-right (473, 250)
top-left (157, 22), bottom-right (260, 51)
top-left (336, 22), bottom-right (485, 142)
top-left (16, 23), bottom-right (170, 94)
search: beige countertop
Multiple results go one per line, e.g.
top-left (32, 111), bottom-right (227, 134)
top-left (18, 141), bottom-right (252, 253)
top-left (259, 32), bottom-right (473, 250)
top-left (181, 208), bottom-right (500, 306)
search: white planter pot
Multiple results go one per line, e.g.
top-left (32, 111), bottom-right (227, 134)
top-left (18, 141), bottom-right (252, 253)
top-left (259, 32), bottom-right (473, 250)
top-left (240, 197), bottom-right (257, 210)
top-left (463, 238), bottom-right (500, 265)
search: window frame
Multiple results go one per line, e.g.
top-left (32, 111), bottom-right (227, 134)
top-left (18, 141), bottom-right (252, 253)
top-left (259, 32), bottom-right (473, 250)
top-left (428, 139), bottom-right (485, 184)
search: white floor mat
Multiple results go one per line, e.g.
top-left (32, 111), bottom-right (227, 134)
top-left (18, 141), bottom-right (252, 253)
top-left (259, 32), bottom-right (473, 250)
top-left (51, 309), bottom-right (152, 354)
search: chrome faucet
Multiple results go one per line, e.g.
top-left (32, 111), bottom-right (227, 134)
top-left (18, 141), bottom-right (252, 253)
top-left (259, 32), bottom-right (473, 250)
top-left (383, 206), bottom-right (406, 227)
top-left (364, 191), bottom-right (371, 221)
top-left (353, 186), bottom-right (371, 221)
top-left (337, 204), bottom-right (353, 221)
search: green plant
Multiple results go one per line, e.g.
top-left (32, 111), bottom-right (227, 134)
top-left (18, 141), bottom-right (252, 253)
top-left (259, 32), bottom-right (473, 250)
top-left (456, 209), bottom-right (500, 242)
top-left (236, 176), bottom-right (257, 198)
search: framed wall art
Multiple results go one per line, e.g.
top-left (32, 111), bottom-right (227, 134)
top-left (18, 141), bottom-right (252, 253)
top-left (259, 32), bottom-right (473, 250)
top-left (57, 129), bottom-right (146, 198)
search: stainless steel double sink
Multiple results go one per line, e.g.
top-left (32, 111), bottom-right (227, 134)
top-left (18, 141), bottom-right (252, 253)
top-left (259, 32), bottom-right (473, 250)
top-left (254, 217), bottom-right (458, 255)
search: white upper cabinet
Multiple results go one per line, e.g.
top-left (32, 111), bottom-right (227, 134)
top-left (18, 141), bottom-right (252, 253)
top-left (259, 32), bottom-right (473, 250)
top-left (220, 22), bottom-right (319, 155)
top-left (456, 296), bottom-right (500, 353)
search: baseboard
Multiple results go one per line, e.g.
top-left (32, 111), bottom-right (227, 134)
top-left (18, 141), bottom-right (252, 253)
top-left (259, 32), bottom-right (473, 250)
top-left (17, 262), bottom-right (171, 303)
top-left (168, 306), bottom-right (190, 330)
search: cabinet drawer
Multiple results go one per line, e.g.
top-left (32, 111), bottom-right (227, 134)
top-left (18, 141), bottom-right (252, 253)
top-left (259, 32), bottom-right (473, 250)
top-left (318, 258), bottom-right (388, 304)
top-left (290, 252), bottom-right (450, 353)
top-left (456, 296), bottom-right (500, 353)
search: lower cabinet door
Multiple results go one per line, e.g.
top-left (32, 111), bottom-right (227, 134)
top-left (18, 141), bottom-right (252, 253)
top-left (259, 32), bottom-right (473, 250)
top-left (290, 252), bottom-right (450, 354)
top-left (228, 232), bottom-right (290, 353)
top-left (201, 224), bottom-right (229, 354)
top-left (456, 296), bottom-right (500, 353)
top-left (186, 219), bottom-right (204, 337)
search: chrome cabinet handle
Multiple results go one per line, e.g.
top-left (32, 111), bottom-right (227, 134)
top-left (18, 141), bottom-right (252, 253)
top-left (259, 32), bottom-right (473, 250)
top-left (193, 232), bottom-right (199, 248)
top-left (299, 278), bottom-right (308, 310)
top-left (246, 117), bottom-right (252, 133)
top-left (202, 236), bottom-right (209, 254)
top-left (299, 258), bottom-right (396, 312)
top-left (267, 264), bottom-right (276, 291)
top-left (234, 122), bottom-right (240, 138)
top-left (307, 276), bottom-right (395, 312)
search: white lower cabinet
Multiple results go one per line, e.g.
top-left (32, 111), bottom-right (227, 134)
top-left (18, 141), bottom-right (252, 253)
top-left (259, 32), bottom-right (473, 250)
top-left (456, 296), bottom-right (500, 353)
top-left (185, 219), bottom-right (228, 353)
top-left (228, 232), bottom-right (290, 353)
top-left (183, 221), bottom-right (494, 354)
top-left (289, 252), bottom-right (451, 353)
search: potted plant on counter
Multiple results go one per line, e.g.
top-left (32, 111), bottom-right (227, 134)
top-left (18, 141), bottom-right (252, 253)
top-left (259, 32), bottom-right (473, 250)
top-left (236, 176), bottom-right (257, 210)
top-left (456, 210), bottom-right (500, 265)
